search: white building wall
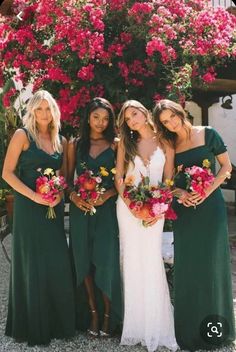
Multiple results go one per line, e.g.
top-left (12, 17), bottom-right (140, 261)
top-left (186, 94), bottom-right (236, 202)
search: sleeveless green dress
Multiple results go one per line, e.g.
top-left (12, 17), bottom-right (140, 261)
top-left (173, 127), bottom-right (235, 351)
top-left (69, 147), bottom-right (122, 332)
top-left (5, 130), bottom-right (75, 346)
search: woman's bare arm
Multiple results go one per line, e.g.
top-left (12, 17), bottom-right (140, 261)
top-left (2, 129), bottom-right (48, 205)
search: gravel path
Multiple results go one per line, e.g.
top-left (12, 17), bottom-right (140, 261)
top-left (1, 213), bottom-right (236, 352)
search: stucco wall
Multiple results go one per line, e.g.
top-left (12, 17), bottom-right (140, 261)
top-left (186, 94), bottom-right (236, 202)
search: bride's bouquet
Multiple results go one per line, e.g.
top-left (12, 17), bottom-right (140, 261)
top-left (123, 173), bottom-right (177, 226)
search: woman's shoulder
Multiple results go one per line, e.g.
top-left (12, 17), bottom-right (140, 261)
top-left (111, 137), bottom-right (120, 151)
top-left (204, 125), bottom-right (221, 139)
top-left (192, 125), bottom-right (205, 134)
top-left (13, 128), bottom-right (30, 142)
top-left (67, 136), bottom-right (78, 152)
top-left (159, 137), bottom-right (174, 155)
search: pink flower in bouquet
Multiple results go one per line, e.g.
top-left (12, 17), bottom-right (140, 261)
top-left (123, 173), bottom-right (177, 226)
top-left (152, 202), bottom-right (168, 216)
top-left (184, 159), bottom-right (215, 197)
top-left (36, 168), bottom-right (67, 219)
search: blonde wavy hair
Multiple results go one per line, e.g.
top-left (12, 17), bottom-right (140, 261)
top-left (23, 90), bottom-right (62, 153)
top-left (117, 100), bottom-right (156, 171)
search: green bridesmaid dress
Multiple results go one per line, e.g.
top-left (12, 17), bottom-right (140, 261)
top-left (5, 129), bottom-right (75, 346)
top-left (173, 127), bottom-right (235, 350)
top-left (69, 147), bottom-right (122, 332)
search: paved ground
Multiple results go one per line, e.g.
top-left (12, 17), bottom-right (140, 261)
top-left (0, 205), bottom-right (235, 352)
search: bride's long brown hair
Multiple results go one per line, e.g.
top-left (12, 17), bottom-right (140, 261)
top-left (117, 100), bottom-right (157, 172)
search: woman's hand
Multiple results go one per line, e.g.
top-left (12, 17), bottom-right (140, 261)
top-left (70, 193), bottom-right (94, 212)
top-left (142, 214), bottom-right (164, 227)
top-left (187, 191), bottom-right (209, 206)
top-left (177, 189), bottom-right (195, 207)
top-left (49, 193), bottom-right (63, 207)
top-left (90, 188), bottom-right (116, 207)
top-left (89, 195), bottom-right (105, 207)
top-left (33, 192), bottom-right (50, 206)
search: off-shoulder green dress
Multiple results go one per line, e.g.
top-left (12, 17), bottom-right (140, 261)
top-left (173, 127), bottom-right (235, 350)
top-left (69, 147), bottom-right (122, 332)
top-left (5, 129), bottom-right (75, 346)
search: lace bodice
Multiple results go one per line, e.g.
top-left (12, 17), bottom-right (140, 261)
top-left (126, 147), bottom-right (165, 186)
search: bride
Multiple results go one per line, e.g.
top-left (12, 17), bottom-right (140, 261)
top-left (115, 100), bottom-right (178, 352)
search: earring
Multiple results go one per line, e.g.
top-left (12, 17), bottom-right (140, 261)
top-left (88, 119), bottom-right (90, 124)
top-left (130, 130), bottom-right (133, 139)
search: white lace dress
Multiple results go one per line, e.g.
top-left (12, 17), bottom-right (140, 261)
top-left (117, 148), bottom-right (178, 352)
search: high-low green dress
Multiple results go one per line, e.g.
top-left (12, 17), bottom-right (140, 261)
top-left (5, 129), bottom-right (75, 346)
top-left (173, 127), bottom-right (235, 351)
top-left (69, 146), bottom-right (122, 332)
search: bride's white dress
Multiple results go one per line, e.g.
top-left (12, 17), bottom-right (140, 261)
top-left (117, 148), bottom-right (178, 352)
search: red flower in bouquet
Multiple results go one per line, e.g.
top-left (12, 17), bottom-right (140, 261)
top-left (36, 168), bottom-right (67, 219)
top-left (184, 159), bottom-right (215, 197)
top-left (74, 163), bottom-right (115, 215)
top-left (123, 173), bottom-right (177, 227)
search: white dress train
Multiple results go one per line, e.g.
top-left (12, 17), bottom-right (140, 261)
top-left (117, 148), bottom-right (178, 352)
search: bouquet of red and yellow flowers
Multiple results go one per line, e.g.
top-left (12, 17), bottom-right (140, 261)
top-left (36, 168), bottom-right (67, 219)
top-left (123, 173), bottom-right (177, 226)
top-left (74, 164), bottom-right (116, 215)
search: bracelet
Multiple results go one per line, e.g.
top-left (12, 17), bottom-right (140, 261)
top-left (69, 191), bottom-right (76, 202)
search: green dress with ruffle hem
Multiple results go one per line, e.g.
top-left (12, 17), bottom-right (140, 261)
top-left (69, 146), bottom-right (122, 333)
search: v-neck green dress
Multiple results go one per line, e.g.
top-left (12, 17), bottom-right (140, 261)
top-left (5, 129), bottom-right (75, 346)
top-left (173, 127), bottom-right (235, 351)
top-left (69, 146), bottom-right (122, 332)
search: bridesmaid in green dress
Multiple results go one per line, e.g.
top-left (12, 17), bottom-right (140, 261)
top-left (153, 99), bottom-right (235, 351)
top-left (2, 90), bottom-right (75, 346)
top-left (68, 97), bottom-right (122, 337)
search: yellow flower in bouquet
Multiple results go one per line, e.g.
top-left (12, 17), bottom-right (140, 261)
top-left (124, 175), bottom-right (135, 187)
top-left (99, 167), bottom-right (109, 177)
top-left (202, 159), bottom-right (211, 168)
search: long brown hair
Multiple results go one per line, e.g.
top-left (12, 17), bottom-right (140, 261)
top-left (153, 99), bottom-right (191, 148)
top-left (117, 100), bottom-right (156, 171)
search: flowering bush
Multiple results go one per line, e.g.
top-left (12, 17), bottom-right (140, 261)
top-left (123, 173), bottom-right (177, 226)
top-left (0, 0), bottom-right (235, 129)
